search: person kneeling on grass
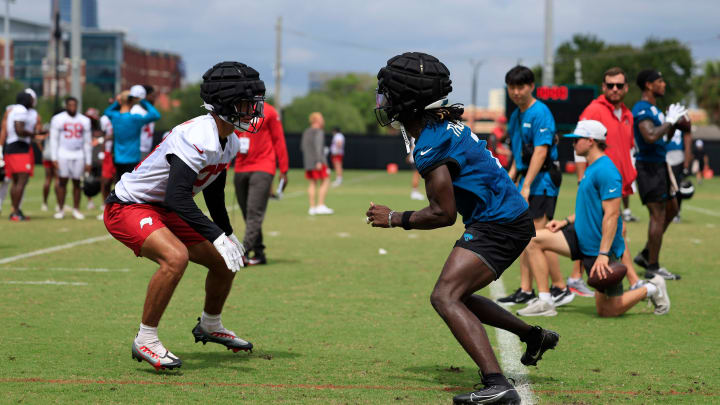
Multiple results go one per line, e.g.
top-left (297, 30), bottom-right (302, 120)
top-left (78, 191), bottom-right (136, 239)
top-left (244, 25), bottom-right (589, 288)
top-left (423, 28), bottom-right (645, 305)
top-left (522, 120), bottom-right (670, 317)
top-left (366, 52), bottom-right (559, 405)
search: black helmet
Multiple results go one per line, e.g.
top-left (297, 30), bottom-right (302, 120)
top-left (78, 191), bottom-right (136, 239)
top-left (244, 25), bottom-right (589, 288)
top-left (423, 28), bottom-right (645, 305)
top-left (16, 92), bottom-right (34, 109)
top-left (83, 173), bottom-right (101, 198)
top-left (201, 61), bottom-right (266, 133)
top-left (375, 52), bottom-right (452, 127)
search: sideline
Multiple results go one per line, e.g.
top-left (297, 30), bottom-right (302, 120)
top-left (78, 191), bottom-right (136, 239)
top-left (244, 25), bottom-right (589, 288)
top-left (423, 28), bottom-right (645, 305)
top-left (488, 278), bottom-right (536, 405)
top-left (0, 235), bottom-right (113, 265)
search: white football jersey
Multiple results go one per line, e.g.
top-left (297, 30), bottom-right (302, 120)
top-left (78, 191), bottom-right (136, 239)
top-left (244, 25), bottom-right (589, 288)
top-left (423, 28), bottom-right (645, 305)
top-left (330, 132), bottom-right (345, 155)
top-left (131, 104), bottom-right (156, 153)
top-left (49, 111), bottom-right (92, 163)
top-left (100, 115), bottom-right (113, 153)
top-left (114, 114), bottom-right (238, 204)
top-left (5, 105), bottom-right (38, 145)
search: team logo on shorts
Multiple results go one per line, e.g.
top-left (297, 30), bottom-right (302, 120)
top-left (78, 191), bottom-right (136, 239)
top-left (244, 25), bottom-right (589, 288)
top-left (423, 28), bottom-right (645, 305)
top-left (463, 233), bottom-right (474, 241)
top-left (140, 217), bottom-right (153, 229)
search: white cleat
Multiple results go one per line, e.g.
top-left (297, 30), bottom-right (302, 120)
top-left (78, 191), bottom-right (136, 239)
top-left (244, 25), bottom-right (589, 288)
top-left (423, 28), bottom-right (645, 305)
top-left (131, 339), bottom-right (182, 371)
top-left (72, 209), bottom-right (85, 220)
top-left (41, 203), bottom-right (49, 212)
top-left (53, 211), bottom-right (64, 219)
top-left (314, 205), bottom-right (334, 215)
top-left (410, 190), bottom-right (425, 200)
top-left (517, 298), bottom-right (558, 317)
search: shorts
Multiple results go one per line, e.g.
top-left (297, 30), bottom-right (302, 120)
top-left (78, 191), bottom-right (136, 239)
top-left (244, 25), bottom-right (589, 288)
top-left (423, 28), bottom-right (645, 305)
top-left (528, 194), bottom-right (557, 220)
top-left (104, 202), bottom-right (206, 256)
top-left (102, 153), bottom-right (116, 180)
top-left (331, 154), bottom-right (343, 166)
top-left (43, 160), bottom-right (54, 169)
top-left (636, 161), bottom-right (673, 204)
top-left (454, 210), bottom-right (535, 279)
top-left (4, 150), bottom-right (34, 177)
top-left (57, 158), bottom-right (84, 180)
top-left (305, 164), bottom-right (329, 180)
top-left (561, 223), bottom-right (623, 296)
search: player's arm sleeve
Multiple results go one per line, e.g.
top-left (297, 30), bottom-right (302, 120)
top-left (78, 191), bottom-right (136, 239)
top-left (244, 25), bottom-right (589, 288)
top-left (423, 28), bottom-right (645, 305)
top-left (138, 100), bottom-right (161, 124)
top-left (269, 113), bottom-right (289, 173)
top-left (49, 118), bottom-right (60, 161)
top-left (202, 169), bottom-right (233, 236)
top-left (83, 120), bottom-right (92, 165)
top-left (164, 154), bottom-right (225, 242)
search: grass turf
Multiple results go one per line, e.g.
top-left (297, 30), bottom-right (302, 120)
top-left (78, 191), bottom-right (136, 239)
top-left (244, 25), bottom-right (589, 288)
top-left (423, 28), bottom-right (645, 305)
top-left (0, 169), bottom-right (718, 404)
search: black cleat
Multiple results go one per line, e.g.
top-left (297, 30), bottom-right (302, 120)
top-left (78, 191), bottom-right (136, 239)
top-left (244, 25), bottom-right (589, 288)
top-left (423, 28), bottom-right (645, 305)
top-left (521, 326), bottom-right (559, 366)
top-left (453, 382), bottom-right (521, 404)
top-left (497, 288), bottom-right (536, 305)
top-left (191, 318), bottom-right (253, 353)
top-left (645, 267), bottom-right (681, 280)
top-left (247, 255), bottom-right (267, 266)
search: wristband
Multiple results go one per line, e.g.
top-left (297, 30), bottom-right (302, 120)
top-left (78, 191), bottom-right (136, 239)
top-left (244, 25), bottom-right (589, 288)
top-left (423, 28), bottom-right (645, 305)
top-left (401, 210), bottom-right (414, 230)
top-left (564, 217), bottom-right (572, 226)
top-left (388, 210), bottom-right (396, 228)
top-left (598, 251), bottom-right (610, 257)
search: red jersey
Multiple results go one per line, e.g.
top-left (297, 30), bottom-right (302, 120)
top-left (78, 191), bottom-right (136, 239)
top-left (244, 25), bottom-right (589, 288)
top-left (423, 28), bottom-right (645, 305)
top-left (234, 103), bottom-right (289, 175)
top-left (579, 95), bottom-right (636, 188)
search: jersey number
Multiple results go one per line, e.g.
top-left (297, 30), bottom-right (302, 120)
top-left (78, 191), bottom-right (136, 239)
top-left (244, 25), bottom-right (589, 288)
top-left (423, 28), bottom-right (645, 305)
top-left (194, 163), bottom-right (228, 187)
top-left (63, 123), bottom-right (84, 139)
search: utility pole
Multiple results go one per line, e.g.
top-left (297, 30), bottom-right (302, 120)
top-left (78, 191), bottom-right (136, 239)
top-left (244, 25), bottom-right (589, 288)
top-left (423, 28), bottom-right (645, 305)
top-left (469, 59), bottom-right (483, 132)
top-left (274, 16), bottom-right (282, 117)
top-left (574, 57), bottom-right (583, 85)
top-left (3, 0), bottom-right (13, 80)
top-left (542, 0), bottom-right (554, 86)
top-left (71, 0), bottom-right (81, 110)
top-left (52, 0), bottom-right (61, 111)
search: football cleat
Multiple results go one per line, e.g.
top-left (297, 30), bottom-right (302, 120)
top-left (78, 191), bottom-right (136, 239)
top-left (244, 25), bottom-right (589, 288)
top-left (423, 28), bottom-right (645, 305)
top-left (247, 255), bottom-right (267, 266)
top-left (191, 318), bottom-right (253, 353)
top-left (645, 267), bottom-right (681, 280)
top-left (453, 374), bottom-right (520, 404)
top-left (131, 340), bottom-right (182, 371)
top-left (521, 326), bottom-right (559, 366)
top-left (497, 288), bottom-right (536, 305)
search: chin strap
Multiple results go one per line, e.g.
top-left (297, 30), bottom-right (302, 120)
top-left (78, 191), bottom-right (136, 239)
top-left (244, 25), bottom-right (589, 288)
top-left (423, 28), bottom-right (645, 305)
top-left (398, 123), bottom-right (411, 154)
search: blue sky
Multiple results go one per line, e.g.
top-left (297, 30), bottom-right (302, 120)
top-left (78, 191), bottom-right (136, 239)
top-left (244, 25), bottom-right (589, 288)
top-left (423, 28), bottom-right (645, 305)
top-left (8, 0), bottom-right (720, 107)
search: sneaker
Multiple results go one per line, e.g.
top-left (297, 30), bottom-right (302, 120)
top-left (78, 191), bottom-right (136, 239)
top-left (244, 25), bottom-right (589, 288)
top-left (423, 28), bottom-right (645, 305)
top-left (131, 339), bottom-right (182, 371)
top-left (517, 298), bottom-right (557, 317)
top-left (53, 211), bottom-right (64, 219)
top-left (410, 190), bottom-right (425, 200)
top-left (41, 203), bottom-right (48, 212)
top-left (567, 277), bottom-right (595, 297)
top-left (453, 378), bottom-right (520, 404)
top-left (521, 325), bottom-right (560, 366)
top-left (550, 286), bottom-right (575, 307)
top-left (633, 251), bottom-right (649, 269)
top-left (9, 212), bottom-right (29, 221)
top-left (87, 200), bottom-right (95, 210)
top-left (497, 288), bottom-right (536, 305)
top-left (308, 207), bottom-right (316, 216)
top-left (247, 255), bottom-right (267, 266)
top-left (314, 205), bottom-right (334, 215)
top-left (648, 275), bottom-right (670, 315)
top-left (72, 209), bottom-right (85, 220)
top-left (622, 211), bottom-right (639, 222)
top-left (645, 267), bottom-right (681, 280)
top-left (191, 317), bottom-right (253, 353)
top-left (331, 179), bottom-right (342, 187)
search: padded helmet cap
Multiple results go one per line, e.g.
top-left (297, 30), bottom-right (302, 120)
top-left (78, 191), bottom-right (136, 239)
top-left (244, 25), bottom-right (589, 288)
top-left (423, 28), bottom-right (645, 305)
top-left (200, 61), bottom-right (265, 117)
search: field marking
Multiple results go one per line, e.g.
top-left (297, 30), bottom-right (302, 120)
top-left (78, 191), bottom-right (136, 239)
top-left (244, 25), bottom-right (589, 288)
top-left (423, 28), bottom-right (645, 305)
top-left (0, 267), bottom-right (129, 273)
top-left (488, 278), bottom-right (536, 405)
top-left (0, 378), bottom-right (715, 397)
top-left (683, 204), bottom-right (720, 218)
top-left (2, 280), bottom-right (88, 286)
top-left (0, 235), bottom-right (113, 265)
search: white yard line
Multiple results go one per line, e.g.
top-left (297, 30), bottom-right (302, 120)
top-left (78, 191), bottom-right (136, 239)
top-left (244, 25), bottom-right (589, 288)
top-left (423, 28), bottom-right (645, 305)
top-left (2, 280), bottom-right (88, 286)
top-left (683, 204), bottom-right (720, 218)
top-left (0, 267), bottom-right (129, 273)
top-left (0, 235), bottom-right (112, 265)
top-left (488, 278), bottom-right (536, 405)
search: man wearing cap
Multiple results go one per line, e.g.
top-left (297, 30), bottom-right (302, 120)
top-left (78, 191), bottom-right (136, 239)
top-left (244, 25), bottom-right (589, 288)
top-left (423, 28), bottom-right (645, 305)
top-left (524, 120), bottom-right (670, 317)
top-left (130, 85), bottom-right (161, 160)
top-left (631, 69), bottom-right (685, 280)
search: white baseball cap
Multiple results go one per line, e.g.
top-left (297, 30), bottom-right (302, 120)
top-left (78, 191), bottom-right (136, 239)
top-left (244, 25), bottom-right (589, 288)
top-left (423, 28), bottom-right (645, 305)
top-left (564, 120), bottom-right (607, 142)
top-left (129, 85), bottom-right (146, 99)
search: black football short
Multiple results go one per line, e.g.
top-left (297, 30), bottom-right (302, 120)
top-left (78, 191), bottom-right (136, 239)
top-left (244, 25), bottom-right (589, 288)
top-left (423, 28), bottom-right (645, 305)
top-left (454, 210), bottom-right (535, 279)
top-left (636, 161), bottom-right (674, 205)
top-left (561, 223), bottom-right (623, 296)
top-left (528, 194), bottom-right (558, 220)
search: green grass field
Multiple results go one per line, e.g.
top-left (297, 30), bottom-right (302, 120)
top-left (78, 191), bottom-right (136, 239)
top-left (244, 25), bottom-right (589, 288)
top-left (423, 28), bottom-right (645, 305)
top-left (1, 169), bottom-right (719, 404)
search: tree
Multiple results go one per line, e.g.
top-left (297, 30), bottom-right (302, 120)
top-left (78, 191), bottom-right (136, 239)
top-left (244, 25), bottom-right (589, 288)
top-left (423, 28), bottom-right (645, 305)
top-left (155, 83), bottom-right (205, 132)
top-left (693, 60), bottom-right (720, 125)
top-left (82, 84), bottom-right (112, 113)
top-left (0, 79), bottom-right (26, 112)
top-left (282, 92), bottom-right (365, 134)
top-left (322, 73), bottom-right (381, 133)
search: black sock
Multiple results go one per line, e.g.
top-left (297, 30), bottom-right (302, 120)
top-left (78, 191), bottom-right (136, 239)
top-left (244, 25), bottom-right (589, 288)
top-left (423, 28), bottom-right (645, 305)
top-left (641, 248), bottom-right (649, 258)
top-left (648, 263), bottom-right (659, 271)
top-left (482, 373), bottom-right (510, 387)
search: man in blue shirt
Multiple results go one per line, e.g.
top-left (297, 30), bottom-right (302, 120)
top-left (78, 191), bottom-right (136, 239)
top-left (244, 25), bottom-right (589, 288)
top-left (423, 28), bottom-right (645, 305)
top-left (499, 66), bottom-right (574, 314)
top-left (631, 69), bottom-right (686, 280)
top-left (367, 52), bottom-right (559, 405)
top-left (525, 120), bottom-right (670, 317)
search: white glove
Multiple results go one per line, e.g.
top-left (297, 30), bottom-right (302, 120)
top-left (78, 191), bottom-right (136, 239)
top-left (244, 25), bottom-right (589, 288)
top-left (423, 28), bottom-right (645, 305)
top-left (213, 233), bottom-right (244, 272)
top-left (665, 103), bottom-right (688, 125)
top-left (228, 233), bottom-right (246, 264)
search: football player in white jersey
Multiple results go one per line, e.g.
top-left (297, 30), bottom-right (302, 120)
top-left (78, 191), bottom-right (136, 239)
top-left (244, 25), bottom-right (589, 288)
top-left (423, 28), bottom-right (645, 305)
top-left (103, 61), bottom-right (266, 371)
top-left (49, 97), bottom-right (92, 220)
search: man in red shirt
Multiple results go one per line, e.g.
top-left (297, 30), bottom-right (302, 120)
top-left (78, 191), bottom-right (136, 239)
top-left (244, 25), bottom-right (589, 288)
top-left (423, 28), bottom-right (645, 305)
top-left (574, 67), bottom-right (643, 289)
top-left (233, 103), bottom-right (289, 265)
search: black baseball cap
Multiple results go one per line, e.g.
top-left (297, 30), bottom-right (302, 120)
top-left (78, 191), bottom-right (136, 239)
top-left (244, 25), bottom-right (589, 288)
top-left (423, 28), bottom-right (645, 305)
top-left (636, 69), bottom-right (662, 90)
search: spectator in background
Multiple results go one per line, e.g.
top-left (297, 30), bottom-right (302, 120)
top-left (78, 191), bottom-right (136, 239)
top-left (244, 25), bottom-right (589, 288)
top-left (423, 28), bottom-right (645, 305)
top-left (693, 139), bottom-right (709, 184)
top-left (301, 112), bottom-right (333, 215)
top-left (666, 127), bottom-right (692, 222)
top-left (83, 107), bottom-right (104, 211)
top-left (489, 115), bottom-right (511, 168)
top-left (104, 88), bottom-right (161, 180)
top-left (233, 103), bottom-right (289, 265)
top-left (330, 127), bottom-right (345, 187)
top-left (98, 113), bottom-right (114, 219)
top-left (132, 85), bottom-right (160, 160)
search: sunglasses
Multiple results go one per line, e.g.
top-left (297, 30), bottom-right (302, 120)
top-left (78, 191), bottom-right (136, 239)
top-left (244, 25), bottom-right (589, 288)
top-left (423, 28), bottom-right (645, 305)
top-left (604, 82), bottom-right (626, 89)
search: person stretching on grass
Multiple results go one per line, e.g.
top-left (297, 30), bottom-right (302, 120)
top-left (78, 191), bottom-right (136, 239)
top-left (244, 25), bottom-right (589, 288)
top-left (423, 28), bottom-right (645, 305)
top-left (103, 61), bottom-right (265, 371)
top-left (525, 120), bottom-right (670, 317)
top-left (366, 52), bottom-right (559, 405)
